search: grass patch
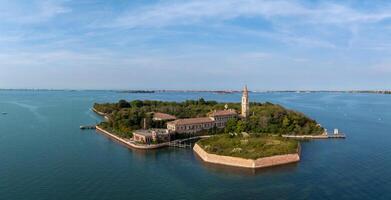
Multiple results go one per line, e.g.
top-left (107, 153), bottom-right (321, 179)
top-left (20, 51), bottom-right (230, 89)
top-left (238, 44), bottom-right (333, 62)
top-left (197, 134), bottom-right (298, 159)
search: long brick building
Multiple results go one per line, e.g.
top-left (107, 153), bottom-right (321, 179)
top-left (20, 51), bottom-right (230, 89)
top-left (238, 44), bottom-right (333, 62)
top-left (167, 86), bottom-right (249, 134)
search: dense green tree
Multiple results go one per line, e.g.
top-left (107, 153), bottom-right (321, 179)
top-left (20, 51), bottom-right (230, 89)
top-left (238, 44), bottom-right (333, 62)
top-left (198, 98), bottom-right (206, 105)
top-left (225, 118), bottom-right (238, 133)
top-left (236, 120), bottom-right (248, 133)
top-left (118, 100), bottom-right (130, 108)
top-left (131, 100), bottom-right (143, 108)
top-left (94, 99), bottom-right (324, 137)
top-left (282, 116), bottom-right (290, 127)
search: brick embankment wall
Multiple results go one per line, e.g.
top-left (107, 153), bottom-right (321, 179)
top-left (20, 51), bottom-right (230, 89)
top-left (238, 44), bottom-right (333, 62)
top-left (193, 144), bottom-right (300, 169)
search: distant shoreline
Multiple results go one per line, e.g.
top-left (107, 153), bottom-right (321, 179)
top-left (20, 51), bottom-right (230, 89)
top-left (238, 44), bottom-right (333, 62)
top-left (0, 89), bottom-right (390, 94)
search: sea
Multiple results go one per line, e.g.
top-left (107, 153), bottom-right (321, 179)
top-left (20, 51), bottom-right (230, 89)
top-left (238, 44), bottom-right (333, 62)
top-left (0, 90), bottom-right (390, 200)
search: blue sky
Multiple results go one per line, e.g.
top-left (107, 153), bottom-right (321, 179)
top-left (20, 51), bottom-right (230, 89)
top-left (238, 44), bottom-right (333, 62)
top-left (1, 0), bottom-right (391, 90)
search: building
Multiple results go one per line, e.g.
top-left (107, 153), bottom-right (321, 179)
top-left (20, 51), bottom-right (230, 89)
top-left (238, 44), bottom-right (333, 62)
top-left (167, 117), bottom-right (215, 134)
top-left (166, 86), bottom-right (250, 134)
top-left (133, 129), bottom-right (170, 144)
top-left (208, 109), bottom-right (237, 128)
top-left (152, 112), bottom-right (176, 121)
top-left (241, 85), bottom-right (249, 118)
top-left (166, 85), bottom-right (250, 134)
top-left (132, 86), bottom-right (250, 142)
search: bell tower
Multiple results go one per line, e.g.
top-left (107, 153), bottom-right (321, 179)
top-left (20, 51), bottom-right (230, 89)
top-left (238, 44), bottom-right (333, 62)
top-left (241, 85), bottom-right (249, 118)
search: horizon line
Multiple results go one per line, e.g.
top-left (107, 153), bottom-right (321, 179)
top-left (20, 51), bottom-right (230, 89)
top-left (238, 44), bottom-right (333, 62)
top-left (0, 88), bottom-right (390, 92)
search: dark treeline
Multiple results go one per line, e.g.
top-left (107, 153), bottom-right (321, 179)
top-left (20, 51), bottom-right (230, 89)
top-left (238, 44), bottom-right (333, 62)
top-left (94, 98), bottom-right (324, 138)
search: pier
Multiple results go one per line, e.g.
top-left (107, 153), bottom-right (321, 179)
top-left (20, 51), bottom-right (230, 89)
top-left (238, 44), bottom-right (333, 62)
top-left (282, 129), bottom-right (346, 139)
top-left (282, 134), bottom-right (345, 139)
top-left (168, 135), bottom-right (212, 149)
top-left (325, 134), bottom-right (346, 139)
top-left (168, 141), bottom-right (192, 148)
top-left (80, 125), bottom-right (96, 130)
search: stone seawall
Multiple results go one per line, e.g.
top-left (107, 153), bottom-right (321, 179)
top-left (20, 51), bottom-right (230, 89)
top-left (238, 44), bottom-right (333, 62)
top-left (193, 144), bottom-right (300, 169)
top-left (92, 108), bottom-right (107, 116)
top-left (92, 108), bottom-right (110, 122)
top-left (282, 134), bottom-right (345, 139)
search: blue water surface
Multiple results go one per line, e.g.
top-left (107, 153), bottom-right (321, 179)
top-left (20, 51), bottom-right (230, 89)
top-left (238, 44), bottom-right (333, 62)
top-left (0, 90), bottom-right (390, 200)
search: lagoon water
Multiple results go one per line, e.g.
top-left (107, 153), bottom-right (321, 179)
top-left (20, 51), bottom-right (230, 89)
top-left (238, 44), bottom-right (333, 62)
top-left (0, 90), bottom-right (391, 200)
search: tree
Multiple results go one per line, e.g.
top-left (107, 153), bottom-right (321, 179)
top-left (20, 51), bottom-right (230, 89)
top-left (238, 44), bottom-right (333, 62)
top-left (282, 116), bottom-right (290, 127)
top-left (236, 120), bottom-right (247, 133)
top-left (225, 118), bottom-right (238, 133)
top-left (95, 99), bottom-right (324, 137)
top-left (131, 100), bottom-right (143, 108)
top-left (198, 98), bottom-right (206, 105)
top-left (118, 100), bottom-right (130, 108)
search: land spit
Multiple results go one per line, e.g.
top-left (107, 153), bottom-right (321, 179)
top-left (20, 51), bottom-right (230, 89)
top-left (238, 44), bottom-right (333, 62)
top-left (193, 144), bottom-right (300, 169)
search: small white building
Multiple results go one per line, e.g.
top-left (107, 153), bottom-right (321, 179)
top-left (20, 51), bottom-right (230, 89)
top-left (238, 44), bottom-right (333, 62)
top-left (133, 129), bottom-right (170, 144)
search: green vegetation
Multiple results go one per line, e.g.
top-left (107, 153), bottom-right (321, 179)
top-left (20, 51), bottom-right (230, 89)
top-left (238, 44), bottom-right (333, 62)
top-left (94, 98), bottom-right (222, 118)
top-left (197, 134), bottom-right (299, 159)
top-left (93, 98), bottom-right (324, 138)
top-left (224, 102), bottom-right (323, 135)
top-left (98, 121), bottom-right (133, 138)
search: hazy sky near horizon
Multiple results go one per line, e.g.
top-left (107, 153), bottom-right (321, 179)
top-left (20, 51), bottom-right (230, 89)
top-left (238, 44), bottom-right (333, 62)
top-left (1, 0), bottom-right (391, 90)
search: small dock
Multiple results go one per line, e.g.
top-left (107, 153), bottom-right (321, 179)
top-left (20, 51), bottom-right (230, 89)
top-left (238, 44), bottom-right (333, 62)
top-left (326, 134), bottom-right (346, 139)
top-left (326, 128), bottom-right (346, 139)
top-left (282, 129), bottom-right (346, 139)
top-left (80, 125), bottom-right (96, 130)
top-left (168, 135), bottom-right (211, 149)
top-left (282, 134), bottom-right (345, 139)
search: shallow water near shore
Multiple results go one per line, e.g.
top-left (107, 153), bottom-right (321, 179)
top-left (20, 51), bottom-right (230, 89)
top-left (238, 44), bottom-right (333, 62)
top-left (0, 90), bottom-right (391, 200)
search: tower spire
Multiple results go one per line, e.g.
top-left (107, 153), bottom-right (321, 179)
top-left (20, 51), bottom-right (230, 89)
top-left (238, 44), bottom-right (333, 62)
top-left (241, 85), bottom-right (249, 118)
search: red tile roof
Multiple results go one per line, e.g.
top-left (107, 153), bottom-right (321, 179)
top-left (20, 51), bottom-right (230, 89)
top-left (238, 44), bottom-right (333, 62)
top-left (209, 109), bottom-right (237, 117)
top-left (153, 112), bottom-right (176, 120)
top-left (167, 117), bottom-right (214, 126)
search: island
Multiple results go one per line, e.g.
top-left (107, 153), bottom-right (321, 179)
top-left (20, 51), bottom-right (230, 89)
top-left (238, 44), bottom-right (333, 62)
top-left (118, 90), bottom-right (155, 93)
top-left (92, 85), bottom-right (338, 169)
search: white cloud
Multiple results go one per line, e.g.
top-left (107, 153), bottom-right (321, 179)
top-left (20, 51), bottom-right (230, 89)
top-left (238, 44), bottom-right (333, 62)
top-left (1, 0), bottom-right (391, 90)
top-left (0, 0), bottom-right (71, 24)
top-left (111, 0), bottom-right (391, 28)
top-left (102, 0), bottom-right (391, 50)
top-left (112, 0), bottom-right (299, 28)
